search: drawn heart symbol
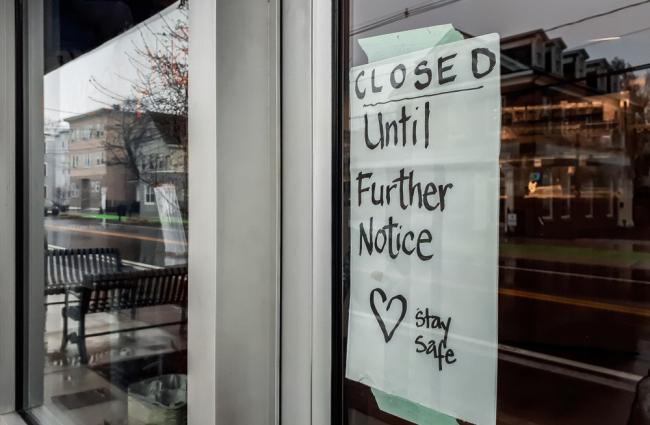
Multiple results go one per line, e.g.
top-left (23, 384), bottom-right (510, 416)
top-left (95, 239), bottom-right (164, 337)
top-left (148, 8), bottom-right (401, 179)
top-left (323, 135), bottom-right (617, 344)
top-left (370, 288), bottom-right (407, 343)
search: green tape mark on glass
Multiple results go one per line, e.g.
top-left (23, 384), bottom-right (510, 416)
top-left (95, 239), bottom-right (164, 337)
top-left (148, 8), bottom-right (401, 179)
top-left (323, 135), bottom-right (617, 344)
top-left (358, 24), bottom-right (463, 63)
top-left (372, 388), bottom-right (459, 425)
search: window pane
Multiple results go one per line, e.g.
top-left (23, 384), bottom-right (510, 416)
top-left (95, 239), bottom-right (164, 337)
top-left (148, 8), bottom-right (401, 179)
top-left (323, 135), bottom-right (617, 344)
top-left (339, 1), bottom-right (650, 424)
top-left (37, 1), bottom-right (189, 423)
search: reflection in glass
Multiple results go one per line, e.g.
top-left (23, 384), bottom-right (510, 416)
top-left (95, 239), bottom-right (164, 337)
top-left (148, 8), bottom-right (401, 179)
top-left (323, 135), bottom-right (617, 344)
top-left (39, 2), bottom-right (189, 424)
top-left (341, 1), bottom-right (650, 424)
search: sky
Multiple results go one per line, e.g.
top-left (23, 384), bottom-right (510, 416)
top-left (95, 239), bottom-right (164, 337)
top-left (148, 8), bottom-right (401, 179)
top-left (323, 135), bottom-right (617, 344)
top-left (44, 2), bottom-right (185, 123)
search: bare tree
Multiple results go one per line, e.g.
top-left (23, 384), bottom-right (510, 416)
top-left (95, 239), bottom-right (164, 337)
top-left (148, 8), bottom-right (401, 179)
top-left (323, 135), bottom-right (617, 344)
top-left (90, 3), bottom-right (188, 161)
top-left (91, 4), bottom-right (188, 119)
top-left (612, 57), bottom-right (649, 109)
top-left (89, 3), bottom-right (189, 213)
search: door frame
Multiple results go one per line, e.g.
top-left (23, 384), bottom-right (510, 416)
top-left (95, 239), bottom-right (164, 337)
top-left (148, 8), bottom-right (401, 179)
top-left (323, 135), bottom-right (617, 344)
top-left (0, 0), bottom-right (17, 413)
top-left (188, 0), bottom-right (282, 424)
top-left (281, 0), bottom-right (334, 424)
top-left (0, 0), bottom-right (45, 418)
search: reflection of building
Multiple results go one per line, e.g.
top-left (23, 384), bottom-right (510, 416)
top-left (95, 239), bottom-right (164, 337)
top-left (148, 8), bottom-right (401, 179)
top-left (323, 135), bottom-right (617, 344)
top-left (63, 108), bottom-right (188, 217)
top-left (129, 112), bottom-right (188, 218)
top-left (499, 29), bottom-right (647, 238)
top-left (65, 109), bottom-right (136, 211)
top-left (44, 121), bottom-right (71, 207)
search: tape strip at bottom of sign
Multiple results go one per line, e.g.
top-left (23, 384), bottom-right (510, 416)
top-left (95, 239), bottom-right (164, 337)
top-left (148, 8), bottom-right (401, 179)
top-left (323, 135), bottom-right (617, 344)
top-left (372, 388), bottom-right (461, 425)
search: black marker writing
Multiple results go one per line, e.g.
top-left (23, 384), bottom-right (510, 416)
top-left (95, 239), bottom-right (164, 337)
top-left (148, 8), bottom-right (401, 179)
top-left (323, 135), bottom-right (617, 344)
top-left (415, 308), bottom-right (457, 371)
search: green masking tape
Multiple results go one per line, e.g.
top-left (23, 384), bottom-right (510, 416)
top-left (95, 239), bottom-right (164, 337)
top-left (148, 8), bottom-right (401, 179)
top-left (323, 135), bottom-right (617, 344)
top-left (358, 24), bottom-right (463, 63)
top-left (372, 388), bottom-right (459, 425)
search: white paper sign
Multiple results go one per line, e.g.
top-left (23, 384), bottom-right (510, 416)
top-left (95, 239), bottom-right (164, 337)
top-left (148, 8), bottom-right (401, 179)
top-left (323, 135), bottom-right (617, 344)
top-left (154, 184), bottom-right (188, 260)
top-left (346, 33), bottom-right (501, 425)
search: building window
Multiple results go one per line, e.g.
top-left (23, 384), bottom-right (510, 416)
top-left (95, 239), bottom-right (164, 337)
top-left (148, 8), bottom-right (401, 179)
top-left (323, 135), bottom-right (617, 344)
top-left (584, 179), bottom-right (594, 218)
top-left (608, 178), bottom-right (615, 218)
top-left (541, 170), bottom-right (553, 220)
top-left (69, 182), bottom-right (79, 198)
top-left (144, 184), bottom-right (156, 205)
top-left (560, 167), bottom-right (572, 219)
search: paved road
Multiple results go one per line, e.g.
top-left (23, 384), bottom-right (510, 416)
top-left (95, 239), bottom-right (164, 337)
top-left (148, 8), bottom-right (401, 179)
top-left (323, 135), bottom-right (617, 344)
top-left (497, 257), bottom-right (650, 424)
top-left (45, 216), bottom-right (187, 267)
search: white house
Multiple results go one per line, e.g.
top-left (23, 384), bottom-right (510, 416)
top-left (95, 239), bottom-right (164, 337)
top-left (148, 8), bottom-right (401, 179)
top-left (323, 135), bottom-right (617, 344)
top-left (44, 121), bottom-right (71, 207)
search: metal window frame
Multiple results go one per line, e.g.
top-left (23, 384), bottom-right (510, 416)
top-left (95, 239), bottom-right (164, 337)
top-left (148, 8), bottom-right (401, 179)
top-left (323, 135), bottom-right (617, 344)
top-left (15, 0), bottom-right (46, 416)
top-left (280, 0), bottom-right (334, 423)
top-left (20, 0), bottom-right (46, 412)
top-left (0, 0), bottom-right (17, 413)
top-left (0, 0), bottom-right (47, 421)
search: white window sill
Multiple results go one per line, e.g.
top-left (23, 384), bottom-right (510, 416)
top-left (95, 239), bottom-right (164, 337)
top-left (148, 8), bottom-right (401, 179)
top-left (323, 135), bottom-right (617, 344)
top-left (0, 412), bottom-right (27, 425)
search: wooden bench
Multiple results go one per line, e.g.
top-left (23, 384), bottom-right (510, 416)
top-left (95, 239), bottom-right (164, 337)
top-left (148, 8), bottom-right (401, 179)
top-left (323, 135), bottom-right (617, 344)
top-left (60, 267), bottom-right (188, 364)
top-left (46, 248), bottom-right (124, 298)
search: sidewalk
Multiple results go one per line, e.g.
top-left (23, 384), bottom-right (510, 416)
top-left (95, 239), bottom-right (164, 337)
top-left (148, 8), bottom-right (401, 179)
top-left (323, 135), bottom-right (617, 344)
top-left (500, 238), bottom-right (650, 271)
top-left (60, 211), bottom-right (187, 227)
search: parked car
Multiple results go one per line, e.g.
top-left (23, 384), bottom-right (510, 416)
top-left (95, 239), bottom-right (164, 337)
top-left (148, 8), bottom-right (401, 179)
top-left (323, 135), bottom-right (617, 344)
top-left (44, 199), bottom-right (60, 216)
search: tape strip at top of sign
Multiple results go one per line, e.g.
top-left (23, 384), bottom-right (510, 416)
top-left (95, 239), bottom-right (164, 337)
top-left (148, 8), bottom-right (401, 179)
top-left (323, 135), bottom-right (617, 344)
top-left (358, 24), bottom-right (464, 63)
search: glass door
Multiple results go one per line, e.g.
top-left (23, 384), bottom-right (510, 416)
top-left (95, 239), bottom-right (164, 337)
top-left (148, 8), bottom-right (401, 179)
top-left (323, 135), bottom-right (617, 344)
top-left (336, 1), bottom-right (650, 424)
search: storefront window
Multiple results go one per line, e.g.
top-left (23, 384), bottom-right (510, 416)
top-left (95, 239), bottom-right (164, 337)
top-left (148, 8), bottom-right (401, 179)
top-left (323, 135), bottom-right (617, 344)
top-left (37, 1), bottom-right (188, 423)
top-left (338, 1), bottom-right (650, 424)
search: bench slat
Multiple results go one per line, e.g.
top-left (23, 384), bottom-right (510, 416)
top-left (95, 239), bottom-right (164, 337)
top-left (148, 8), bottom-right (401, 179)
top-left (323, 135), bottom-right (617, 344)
top-left (62, 267), bottom-right (187, 364)
top-left (45, 248), bottom-right (123, 295)
top-left (81, 267), bottom-right (188, 314)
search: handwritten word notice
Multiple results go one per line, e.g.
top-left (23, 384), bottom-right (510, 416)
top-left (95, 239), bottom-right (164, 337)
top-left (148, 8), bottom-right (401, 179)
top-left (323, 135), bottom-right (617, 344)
top-left (346, 33), bottom-right (500, 425)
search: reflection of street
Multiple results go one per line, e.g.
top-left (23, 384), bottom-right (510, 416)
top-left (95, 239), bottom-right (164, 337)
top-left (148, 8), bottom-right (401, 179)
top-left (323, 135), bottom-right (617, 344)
top-left (498, 247), bottom-right (650, 424)
top-left (45, 216), bottom-right (187, 267)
